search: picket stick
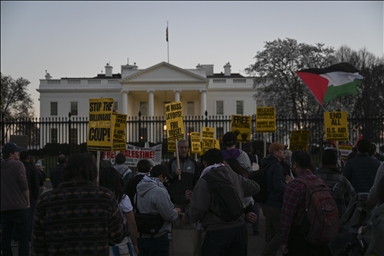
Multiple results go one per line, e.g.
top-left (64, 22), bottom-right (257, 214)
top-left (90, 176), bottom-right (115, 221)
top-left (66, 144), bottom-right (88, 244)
top-left (175, 139), bottom-right (181, 180)
top-left (96, 151), bottom-right (100, 185)
top-left (263, 133), bottom-right (267, 158)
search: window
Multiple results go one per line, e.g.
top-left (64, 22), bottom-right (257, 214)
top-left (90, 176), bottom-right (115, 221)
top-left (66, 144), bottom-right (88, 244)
top-left (51, 128), bottom-right (58, 143)
top-left (70, 128), bottom-right (77, 144)
top-left (236, 100), bottom-right (244, 115)
top-left (50, 102), bottom-right (58, 116)
top-left (139, 127), bottom-right (147, 141)
top-left (187, 101), bottom-right (194, 116)
top-left (70, 102), bottom-right (78, 116)
top-left (216, 101), bottom-right (224, 115)
top-left (140, 102), bottom-right (147, 116)
top-left (113, 101), bottom-right (118, 112)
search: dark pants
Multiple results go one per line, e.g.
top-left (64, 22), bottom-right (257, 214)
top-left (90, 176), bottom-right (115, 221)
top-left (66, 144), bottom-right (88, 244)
top-left (202, 225), bottom-right (245, 256)
top-left (285, 226), bottom-right (331, 256)
top-left (252, 202), bottom-right (260, 234)
top-left (1, 209), bottom-right (29, 256)
top-left (261, 204), bottom-right (281, 256)
top-left (137, 233), bottom-right (170, 256)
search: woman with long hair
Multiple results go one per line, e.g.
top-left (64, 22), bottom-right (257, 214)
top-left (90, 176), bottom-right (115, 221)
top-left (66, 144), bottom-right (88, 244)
top-left (99, 167), bottom-right (139, 255)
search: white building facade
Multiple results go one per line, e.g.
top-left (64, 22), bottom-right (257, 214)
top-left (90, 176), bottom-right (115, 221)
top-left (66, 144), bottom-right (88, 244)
top-left (38, 61), bottom-right (256, 119)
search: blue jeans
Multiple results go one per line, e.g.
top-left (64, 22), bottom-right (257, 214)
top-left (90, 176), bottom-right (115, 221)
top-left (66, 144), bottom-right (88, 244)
top-left (202, 225), bottom-right (245, 256)
top-left (1, 209), bottom-right (29, 256)
top-left (137, 233), bottom-right (170, 256)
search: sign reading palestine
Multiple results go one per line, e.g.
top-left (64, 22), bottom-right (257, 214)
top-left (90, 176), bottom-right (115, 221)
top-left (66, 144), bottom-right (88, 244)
top-left (87, 98), bottom-right (114, 151)
top-left (231, 115), bottom-right (251, 142)
top-left (324, 111), bottom-right (349, 141)
top-left (256, 107), bottom-right (276, 133)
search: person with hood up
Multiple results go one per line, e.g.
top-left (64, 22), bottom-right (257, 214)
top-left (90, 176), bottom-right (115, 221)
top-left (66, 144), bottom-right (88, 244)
top-left (135, 165), bottom-right (181, 256)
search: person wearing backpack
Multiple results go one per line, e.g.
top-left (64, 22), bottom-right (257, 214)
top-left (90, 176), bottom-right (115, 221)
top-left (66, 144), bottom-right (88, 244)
top-left (182, 148), bottom-right (260, 256)
top-left (124, 159), bottom-right (152, 204)
top-left (261, 142), bottom-right (291, 256)
top-left (280, 151), bottom-right (335, 256)
top-left (135, 164), bottom-right (181, 256)
top-left (114, 152), bottom-right (133, 186)
top-left (221, 132), bottom-right (253, 173)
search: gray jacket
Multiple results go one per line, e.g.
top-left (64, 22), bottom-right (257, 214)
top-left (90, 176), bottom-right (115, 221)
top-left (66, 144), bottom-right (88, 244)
top-left (135, 178), bottom-right (178, 238)
top-left (185, 164), bottom-right (260, 231)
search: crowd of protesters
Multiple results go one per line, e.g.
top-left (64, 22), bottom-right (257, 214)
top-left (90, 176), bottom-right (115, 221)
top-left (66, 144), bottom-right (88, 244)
top-left (1, 134), bottom-right (383, 256)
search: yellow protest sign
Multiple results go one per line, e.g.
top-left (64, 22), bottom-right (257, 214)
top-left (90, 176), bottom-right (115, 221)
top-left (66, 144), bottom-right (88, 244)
top-left (231, 115), bottom-right (252, 142)
top-left (339, 143), bottom-right (353, 161)
top-left (112, 113), bottom-right (127, 151)
top-left (168, 139), bottom-right (176, 153)
top-left (324, 111), bottom-right (349, 141)
top-left (256, 107), bottom-right (276, 133)
top-left (165, 102), bottom-right (184, 140)
top-left (289, 130), bottom-right (310, 151)
top-left (202, 127), bottom-right (215, 152)
top-left (190, 132), bottom-right (201, 154)
top-left (214, 139), bottom-right (221, 150)
top-left (87, 98), bottom-right (114, 151)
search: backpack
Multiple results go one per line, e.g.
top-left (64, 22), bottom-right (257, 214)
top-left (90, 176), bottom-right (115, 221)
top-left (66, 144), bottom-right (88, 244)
top-left (296, 178), bottom-right (339, 245)
top-left (359, 202), bottom-right (384, 256)
top-left (134, 193), bottom-right (164, 237)
top-left (248, 163), bottom-right (277, 202)
top-left (202, 170), bottom-right (244, 222)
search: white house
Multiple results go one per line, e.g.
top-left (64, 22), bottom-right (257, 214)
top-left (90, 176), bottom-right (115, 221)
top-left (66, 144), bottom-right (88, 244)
top-left (37, 61), bottom-right (257, 144)
top-left (37, 61), bottom-right (256, 118)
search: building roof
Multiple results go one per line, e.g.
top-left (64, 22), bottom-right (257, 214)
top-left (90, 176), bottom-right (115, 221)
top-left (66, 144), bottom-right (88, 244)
top-left (207, 73), bottom-right (246, 78)
top-left (61, 74), bottom-right (122, 79)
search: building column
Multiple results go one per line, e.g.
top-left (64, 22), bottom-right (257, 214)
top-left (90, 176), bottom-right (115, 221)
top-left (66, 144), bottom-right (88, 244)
top-left (200, 89), bottom-right (207, 116)
top-left (121, 90), bottom-right (129, 115)
top-left (174, 90), bottom-right (180, 102)
top-left (148, 90), bottom-right (154, 117)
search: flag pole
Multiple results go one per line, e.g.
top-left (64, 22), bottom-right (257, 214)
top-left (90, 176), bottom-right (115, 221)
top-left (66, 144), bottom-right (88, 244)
top-left (167, 21), bottom-right (170, 63)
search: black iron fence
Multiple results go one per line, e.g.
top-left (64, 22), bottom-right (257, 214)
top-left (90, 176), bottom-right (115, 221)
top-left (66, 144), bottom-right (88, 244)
top-left (2, 113), bottom-right (383, 177)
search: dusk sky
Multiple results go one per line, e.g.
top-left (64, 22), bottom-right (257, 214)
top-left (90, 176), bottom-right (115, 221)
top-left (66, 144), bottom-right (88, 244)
top-left (1, 1), bottom-right (383, 117)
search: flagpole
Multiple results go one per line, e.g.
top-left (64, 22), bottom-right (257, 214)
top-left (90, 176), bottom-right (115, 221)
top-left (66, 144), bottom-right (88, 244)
top-left (167, 21), bottom-right (169, 63)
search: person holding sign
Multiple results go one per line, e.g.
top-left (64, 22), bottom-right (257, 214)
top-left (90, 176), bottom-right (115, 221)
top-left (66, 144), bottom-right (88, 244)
top-left (167, 139), bottom-right (199, 229)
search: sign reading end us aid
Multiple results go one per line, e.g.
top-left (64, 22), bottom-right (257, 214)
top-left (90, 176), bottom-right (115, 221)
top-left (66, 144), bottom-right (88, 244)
top-left (87, 98), bottom-right (114, 151)
top-left (165, 102), bottom-right (184, 140)
top-left (324, 111), bottom-right (349, 141)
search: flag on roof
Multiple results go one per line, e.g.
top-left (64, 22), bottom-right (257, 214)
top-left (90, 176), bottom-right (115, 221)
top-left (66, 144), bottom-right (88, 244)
top-left (166, 26), bottom-right (168, 42)
top-left (296, 63), bottom-right (363, 105)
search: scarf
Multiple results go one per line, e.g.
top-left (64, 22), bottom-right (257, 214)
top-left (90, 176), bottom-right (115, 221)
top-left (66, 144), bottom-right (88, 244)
top-left (141, 175), bottom-right (167, 191)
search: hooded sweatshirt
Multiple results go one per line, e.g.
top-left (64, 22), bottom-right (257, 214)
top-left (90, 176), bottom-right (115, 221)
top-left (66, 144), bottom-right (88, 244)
top-left (186, 164), bottom-right (259, 231)
top-left (135, 176), bottom-right (178, 238)
top-left (262, 154), bottom-right (286, 208)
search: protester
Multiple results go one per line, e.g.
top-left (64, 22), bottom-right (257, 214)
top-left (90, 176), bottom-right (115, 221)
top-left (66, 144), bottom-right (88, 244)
top-left (135, 164), bottom-right (181, 256)
top-left (99, 166), bottom-right (139, 255)
top-left (280, 151), bottom-right (331, 256)
top-left (314, 149), bottom-right (356, 219)
top-left (261, 142), bottom-right (291, 256)
top-left (183, 148), bottom-right (259, 256)
top-left (365, 161), bottom-right (384, 210)
top-left (1, 142), bottom-right (30, 256)
top-left (49, 154), bottom-right (66, 189)
top-left (114, 152), bottom-right (133, 185)
top-left (31, 153), bottom-right (127, 255)
top-left (343, 138), bottom-right (381, 193)
top-left (167, 139), bottom-right (199, 229)
top-left (36, 155), bottom-right (45, 173)
top-left (19, 151), bottom-right (41, 242)
top-left (221, 132), bottom-right (252, 173)
top-left (124, 159), bottom-right (152, 204)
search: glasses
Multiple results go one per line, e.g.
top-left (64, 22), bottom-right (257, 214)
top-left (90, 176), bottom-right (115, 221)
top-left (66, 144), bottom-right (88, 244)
top-left (179, 146), bottom-right (188, 149)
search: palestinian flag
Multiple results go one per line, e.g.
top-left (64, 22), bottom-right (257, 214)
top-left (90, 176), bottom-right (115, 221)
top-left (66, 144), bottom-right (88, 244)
top-left (296, 63), bottom-right (363, 105)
